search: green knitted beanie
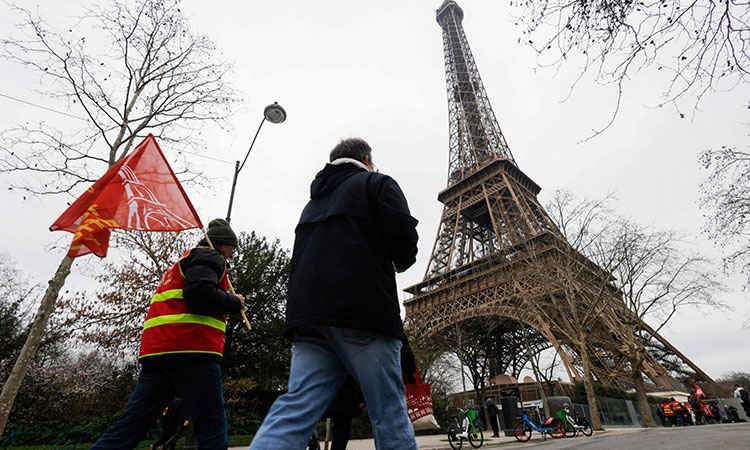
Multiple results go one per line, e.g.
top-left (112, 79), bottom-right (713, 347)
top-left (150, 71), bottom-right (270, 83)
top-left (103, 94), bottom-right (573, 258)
top-left (206, 218), bottom-right (238, 247)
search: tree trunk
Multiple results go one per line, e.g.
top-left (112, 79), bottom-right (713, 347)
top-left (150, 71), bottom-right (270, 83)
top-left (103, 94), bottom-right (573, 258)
top-left (460, 364), bottom-right (469, 407)
top-left (578, 340), bottom-right (603, 430)
top-left (0, 254), bottom-right (73, 437)
top-left (522, 326), bottom-right (549, 415)
top-left (632, 358), bottom-right (657, 428)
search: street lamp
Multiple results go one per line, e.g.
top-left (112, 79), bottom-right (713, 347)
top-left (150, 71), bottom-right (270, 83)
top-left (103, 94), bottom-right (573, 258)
top-left (225, 102), bottom-right (287, 223)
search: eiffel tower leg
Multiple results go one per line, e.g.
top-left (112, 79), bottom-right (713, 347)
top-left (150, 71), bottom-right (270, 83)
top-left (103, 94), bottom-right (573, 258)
top-left (535, 319), bottom-right (579, 383)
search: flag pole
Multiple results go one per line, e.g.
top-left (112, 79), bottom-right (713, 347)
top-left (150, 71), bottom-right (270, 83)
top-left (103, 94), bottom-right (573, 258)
top-left (202, 229), bottom-right (252, 331)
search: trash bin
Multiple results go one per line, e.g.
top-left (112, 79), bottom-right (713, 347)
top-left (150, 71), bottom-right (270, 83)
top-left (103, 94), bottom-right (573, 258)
top-left (499, 396), bottom-right (520, 437)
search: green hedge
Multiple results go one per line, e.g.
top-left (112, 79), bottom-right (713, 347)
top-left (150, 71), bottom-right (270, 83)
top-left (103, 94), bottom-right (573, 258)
top-left (571, 381), bottom-right (637, 403)
top-left (0, 416), bottom-right (159, 447)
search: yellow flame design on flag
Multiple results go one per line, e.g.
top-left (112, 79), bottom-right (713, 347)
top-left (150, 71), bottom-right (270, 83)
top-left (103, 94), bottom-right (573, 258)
top-left (69, 205), bottom-right (120, 251)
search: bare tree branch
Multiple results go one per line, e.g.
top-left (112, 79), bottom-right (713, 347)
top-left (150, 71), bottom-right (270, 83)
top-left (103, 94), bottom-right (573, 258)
top-left (699, 146), bottom-right (750, 290)
top-left (514, 0), bottom-right (750, 128)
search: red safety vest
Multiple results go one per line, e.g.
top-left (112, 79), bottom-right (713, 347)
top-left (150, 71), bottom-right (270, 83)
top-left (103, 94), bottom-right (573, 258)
top-left (138, 248), bottom-right (229, 359)
top-left (670, 401), bottom-right (684, 412)
top-left (662, 402), bottom-right (674, 416)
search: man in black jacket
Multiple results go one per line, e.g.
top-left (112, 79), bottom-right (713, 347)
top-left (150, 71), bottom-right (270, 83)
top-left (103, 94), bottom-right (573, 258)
top-left (485, 397), bottom-right (500, 437)
top-left (250, 138), bottom-right (419, 450)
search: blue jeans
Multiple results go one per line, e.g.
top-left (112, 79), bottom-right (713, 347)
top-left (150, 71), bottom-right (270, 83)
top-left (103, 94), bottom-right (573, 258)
top-left (91, 358), bottom-right (227, 450)
top-left (249, 326), bottom-right (417, 450)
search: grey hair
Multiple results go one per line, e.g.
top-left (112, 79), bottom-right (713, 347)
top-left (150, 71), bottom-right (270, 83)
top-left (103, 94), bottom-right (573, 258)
top-left (329, 137), bottom-right (372, 163)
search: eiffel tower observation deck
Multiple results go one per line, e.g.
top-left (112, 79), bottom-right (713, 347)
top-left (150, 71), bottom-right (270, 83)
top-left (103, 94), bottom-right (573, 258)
top-left (403, 0), bottom-right (718, 392)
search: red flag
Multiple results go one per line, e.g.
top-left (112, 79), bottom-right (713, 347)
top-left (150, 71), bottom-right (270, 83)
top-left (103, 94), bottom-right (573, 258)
top-left (50, 134), bottom-right (203, 258)
top-left (694, 382), bottom-right (705, 397)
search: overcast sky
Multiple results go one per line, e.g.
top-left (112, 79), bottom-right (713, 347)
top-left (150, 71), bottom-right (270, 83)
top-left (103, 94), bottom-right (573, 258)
top-left (0, 0), bottom-right (747, 384)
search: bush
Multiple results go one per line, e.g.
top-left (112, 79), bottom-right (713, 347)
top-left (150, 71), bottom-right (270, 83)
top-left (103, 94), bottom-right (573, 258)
top-left (0, 415), bottom-right (159, 447)
top-left (570, 381), bottom-right (637, 403)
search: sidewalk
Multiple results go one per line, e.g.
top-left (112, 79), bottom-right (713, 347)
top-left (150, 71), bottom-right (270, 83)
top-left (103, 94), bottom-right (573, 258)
top-left (230, 427), bottom-right (644, 450)
top-left (347, 428), bottom-right (643, 449)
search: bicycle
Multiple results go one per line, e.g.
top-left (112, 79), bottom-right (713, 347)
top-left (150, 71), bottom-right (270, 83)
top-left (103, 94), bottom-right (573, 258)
top-left (513, 408), bottom-right (565, 442)
top-left (556, 404), bottom-right (592, 438)
top-left (446, 407), bottom-right (484, 449)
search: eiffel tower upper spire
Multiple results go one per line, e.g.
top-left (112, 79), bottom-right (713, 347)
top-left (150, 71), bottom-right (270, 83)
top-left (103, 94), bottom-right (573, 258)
top-left (436, 1), bottom-right (515, 187)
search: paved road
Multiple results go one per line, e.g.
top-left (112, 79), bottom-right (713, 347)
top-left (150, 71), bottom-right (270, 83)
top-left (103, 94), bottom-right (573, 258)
top-left (490, 422), bottom-right (750, 449)
top-left (231, 422), bottom-right (750, 449)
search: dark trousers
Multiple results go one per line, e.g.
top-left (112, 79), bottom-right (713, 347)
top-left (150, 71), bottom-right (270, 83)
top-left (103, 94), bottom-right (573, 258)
top-left (91, 358), bottom-right (227, 450)
top-left (329, 415), bottom-right (353, 450)
top-left (488, 415), bottom-right (499, 435)
top-left (152, 414), bottom-right (187, 450)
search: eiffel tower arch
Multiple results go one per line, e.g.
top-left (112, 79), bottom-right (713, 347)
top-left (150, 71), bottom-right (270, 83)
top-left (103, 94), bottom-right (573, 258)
top-left (404, 0), bottom-right (718, 392)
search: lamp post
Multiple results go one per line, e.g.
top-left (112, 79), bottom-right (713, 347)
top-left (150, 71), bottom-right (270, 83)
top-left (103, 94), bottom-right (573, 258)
top-left (225, 102), bottom-right (287, 223)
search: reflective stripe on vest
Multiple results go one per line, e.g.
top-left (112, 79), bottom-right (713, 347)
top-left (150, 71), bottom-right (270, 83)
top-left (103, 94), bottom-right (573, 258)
top-left (143, 313), bottom-right (226, 332)
top-left (151, 289), bottom-right (183, 304)
top-left (138, 247), bottom-right (229, 359)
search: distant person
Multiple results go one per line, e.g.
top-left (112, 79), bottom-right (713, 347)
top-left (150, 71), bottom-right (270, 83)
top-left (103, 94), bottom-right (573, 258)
top-left (734, 384), bottom-right (750, 416)
top-left (151, 397), bottom-right (189, 450)
top-left (702, 402), bottom-right (717, 424)
top-left (669, 398), bottom-right (686, 426)
top-left (656, 404), bottom-right (668, 427)
top-left (401, 337), bottom-right (417, 385)
top-left (725, 405), bottom-right (741, 422)
top-left (688, 394), bottom-right (705, 425)
top-left (324, 376), bottom-right (366, 450)
top-left (707, 402), bottom-right (723, 423)
top-left (682, 401), bottom-right (694, 426)
top-left (248, 138), bottom-right (419, 450)
top-left (661, 401), bottom-right (676, 427)
top-left (484, 397), bottom-right (499, 437)
top-left (91, 219), bottom-right (245, 449)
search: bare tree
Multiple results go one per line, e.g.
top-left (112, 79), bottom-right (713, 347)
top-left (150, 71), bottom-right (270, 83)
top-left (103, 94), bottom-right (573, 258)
top-left (528, 191), bottom-right (725, 428)
top-left (0, 0), bottom-right (237, 435)
top-left (436, 317), bottom-right (553, 424)
top-left (514, 0), bottom-right (750, 130)
top-left (700, 146), bottom-right (750, 290)
top-left (488, 321), bottom-right (550, 381)
top-left (601, 219), bottom-right (725, 426)
top-left (717, 371), bottom-right (750, 392)
top-left (408, 335), bottom-right (460, 399)
top-left (443, 319), bottom-right (494, 408)
top-left (520, 190), bottom-right (623, 429)
top-left (530, 346), bottom-right (562, 386)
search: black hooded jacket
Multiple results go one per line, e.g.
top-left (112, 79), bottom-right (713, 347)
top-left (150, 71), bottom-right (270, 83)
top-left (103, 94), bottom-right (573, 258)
top-left (284, 162), bottom-right (418, 339)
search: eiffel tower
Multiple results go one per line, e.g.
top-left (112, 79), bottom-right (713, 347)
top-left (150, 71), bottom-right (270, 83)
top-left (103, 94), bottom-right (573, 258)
top-left (404, 0), bottom-right (718, 391)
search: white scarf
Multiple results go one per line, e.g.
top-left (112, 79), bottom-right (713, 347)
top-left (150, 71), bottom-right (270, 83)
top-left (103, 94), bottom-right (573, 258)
top-left (330, 157), bottom-right (371, 172)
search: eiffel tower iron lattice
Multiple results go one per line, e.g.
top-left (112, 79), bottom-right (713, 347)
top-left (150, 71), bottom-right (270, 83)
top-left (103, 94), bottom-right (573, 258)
top-left (404, 0), bottom-right (719, 392)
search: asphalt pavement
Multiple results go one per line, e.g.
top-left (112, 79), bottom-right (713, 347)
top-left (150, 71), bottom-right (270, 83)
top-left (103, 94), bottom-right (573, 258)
top-left (231, 422), bottom-right (750, 449)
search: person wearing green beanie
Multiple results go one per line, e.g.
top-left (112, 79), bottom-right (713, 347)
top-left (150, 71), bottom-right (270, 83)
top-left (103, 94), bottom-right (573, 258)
top-left (205, 218), bottom-right (238, 248)
top-left (91, 218), bottom-right (244, 449)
